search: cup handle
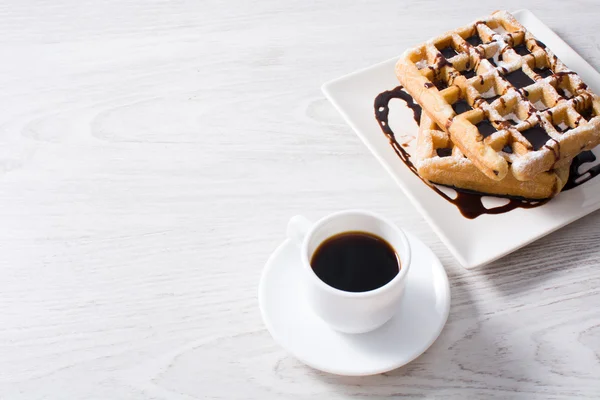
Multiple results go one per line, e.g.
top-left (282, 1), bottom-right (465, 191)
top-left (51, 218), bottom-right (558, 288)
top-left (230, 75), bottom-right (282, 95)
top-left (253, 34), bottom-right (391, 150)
top-left (287, 215), bottom-right (313, 247)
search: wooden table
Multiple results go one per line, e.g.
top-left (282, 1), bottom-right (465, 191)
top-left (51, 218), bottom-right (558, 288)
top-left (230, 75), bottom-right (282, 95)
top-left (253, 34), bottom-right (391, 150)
top-left (1, 1), bottom-right (599, 398)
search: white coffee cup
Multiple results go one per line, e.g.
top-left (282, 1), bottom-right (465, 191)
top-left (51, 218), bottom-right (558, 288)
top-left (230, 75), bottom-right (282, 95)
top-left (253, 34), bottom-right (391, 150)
top-left (287, 210), bottom-right (411, 334)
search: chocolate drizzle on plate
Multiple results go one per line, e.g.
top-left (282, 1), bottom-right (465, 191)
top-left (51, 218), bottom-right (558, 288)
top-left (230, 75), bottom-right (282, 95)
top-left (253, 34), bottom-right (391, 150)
top-left (373, 86), bottom-right (553, 219)
top-left (433, 187), bottom-right (548, 219)
top-left (563, 150), bottom-right (600, 190)
top-left (374, 86), bottom-right (422, 129)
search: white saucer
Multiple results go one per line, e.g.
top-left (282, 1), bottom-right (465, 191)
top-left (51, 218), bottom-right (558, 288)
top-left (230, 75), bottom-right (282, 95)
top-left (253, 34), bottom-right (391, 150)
top-left (258, 231), bottom-right (451, 376)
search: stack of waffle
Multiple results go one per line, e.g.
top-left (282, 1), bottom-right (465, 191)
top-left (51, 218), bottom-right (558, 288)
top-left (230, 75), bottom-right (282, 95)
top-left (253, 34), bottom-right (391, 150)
top-left (395, 10), bottom-right (600, 199)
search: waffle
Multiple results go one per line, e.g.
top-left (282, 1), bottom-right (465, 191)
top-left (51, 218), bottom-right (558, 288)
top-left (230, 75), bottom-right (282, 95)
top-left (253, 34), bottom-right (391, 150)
top-left (396, 10), bottom-right (600, 182)
top-left (416, 112), bottom-right (569, 199)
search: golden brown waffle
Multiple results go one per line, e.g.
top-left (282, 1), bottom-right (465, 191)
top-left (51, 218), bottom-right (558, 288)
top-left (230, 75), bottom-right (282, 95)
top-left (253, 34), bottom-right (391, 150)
top-left (396, 10), bottom-right (600, 182)
top-left (416, 112), bottom-right (569, 199)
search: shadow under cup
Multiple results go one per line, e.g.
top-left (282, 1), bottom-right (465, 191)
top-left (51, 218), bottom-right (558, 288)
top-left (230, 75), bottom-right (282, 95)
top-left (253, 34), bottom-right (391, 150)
top-left (302, 211), bottom-right (411, 334)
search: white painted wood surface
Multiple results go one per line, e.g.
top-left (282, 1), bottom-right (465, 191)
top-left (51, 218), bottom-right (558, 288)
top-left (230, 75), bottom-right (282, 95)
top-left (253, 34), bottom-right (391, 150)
top-left (0, 1), bottom-right (599, 398)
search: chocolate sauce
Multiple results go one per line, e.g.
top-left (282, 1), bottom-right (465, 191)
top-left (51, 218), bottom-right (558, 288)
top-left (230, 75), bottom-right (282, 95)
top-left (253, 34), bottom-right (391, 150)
top-left (374, 86), bottom-right (422, 131)
top-left (504, 69), bottom-right (535, 88)
top-left (534, 40), bottom-right (547, 49)
top-left (563, 151), bottom-right (600, 190)
top-left (555, 71), bottom-right (577, 80)
top-left (440, 46), bottom-right (459, 59)
top-left (521, 125), bottom-right (552, 150)
top-left (424, 82), bottom-right (434, 89)
top-left (554, 123), bottom-right (569, 133)
top-left (473, 96), bottom-right (486, 107)
top-left (505, 116), bottom-right (520, 126)
top-left (373, 86), bottom-right (551, 219)
top-left (436, 148), bottom-right (452, 157)
top-left (506, 33), bottom-right (515, 47)
top-left (476, 120), bottom-right (497, 138)
top-left (493, 119), bottom-right (512, 130)
top-left (474, 47), bottom-right (485, 59)
top-left (579, 107), bottom-right (594, 121)
top-left (433, 186), bottom-right (548, 219)
top-left (452, 100), bottom-right (472, 114)
top-left (436, 55), bottom-right (453, 68)
top-left (555, 87), bottom-right (570, 99)
top-left (434, 80), bottom-right (449, 91)
top-left (466, 35), bottom-right (483, 46)
top-left (533, 67), bottom-right (553, 79)
top-left (461, 69), bottom-right (476, 79)
top-left (544, 140), bottom-right (560, 160)
top-left (448, 70), bottom-right (460, 83)
top-left (487, 57), bottom-right (498, 67)
top-left (513, 44), bottom-right (530, 56)
top-left (502, 144), bottom-right (513, 154)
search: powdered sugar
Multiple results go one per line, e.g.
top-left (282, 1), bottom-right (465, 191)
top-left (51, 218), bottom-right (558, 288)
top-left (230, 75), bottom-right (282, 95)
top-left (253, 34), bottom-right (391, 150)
top-left (491, 25), bottom-right (508, 35)
top-left (501, 91), bottom-right (520, 102)
top-left (557, 121), bottom-right (569, 132)
top-left (533, 99), bottom-right (547, 111)
top-left (482, 87), bottom-right (497, 98)
top-left (503, 112), bottom-right (521, 124)
top-left (416, 59), bottom-right (428, 70)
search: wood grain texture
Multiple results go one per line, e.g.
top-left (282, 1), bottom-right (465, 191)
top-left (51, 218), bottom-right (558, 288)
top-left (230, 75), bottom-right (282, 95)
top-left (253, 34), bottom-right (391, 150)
top-left (0, 0), bottom-right (599, 398)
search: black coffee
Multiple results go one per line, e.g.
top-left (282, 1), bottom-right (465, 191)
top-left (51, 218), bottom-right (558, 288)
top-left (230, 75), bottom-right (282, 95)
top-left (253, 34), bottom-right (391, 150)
top-left (310, 231), bottom-right (400, 292)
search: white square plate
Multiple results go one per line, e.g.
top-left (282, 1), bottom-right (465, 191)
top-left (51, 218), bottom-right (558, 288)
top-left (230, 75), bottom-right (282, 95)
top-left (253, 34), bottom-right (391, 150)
top-left (322, 9), bottom-right (600, 268)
